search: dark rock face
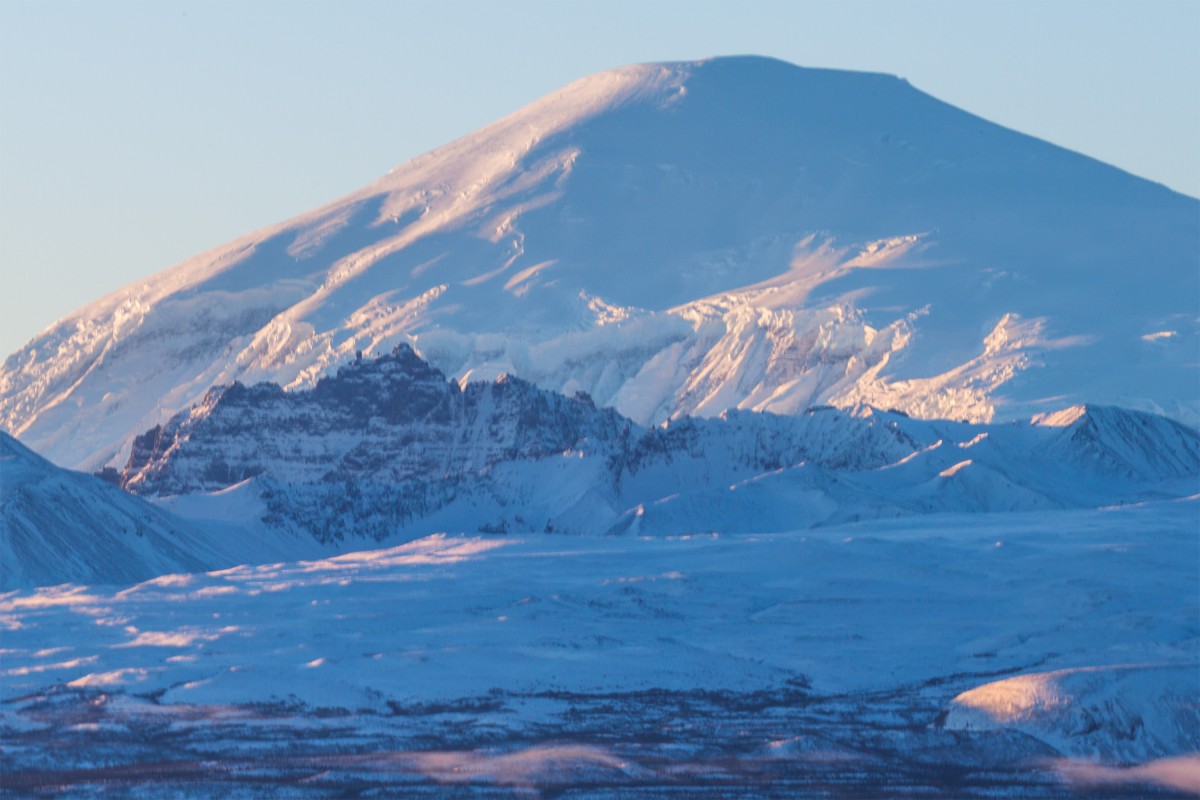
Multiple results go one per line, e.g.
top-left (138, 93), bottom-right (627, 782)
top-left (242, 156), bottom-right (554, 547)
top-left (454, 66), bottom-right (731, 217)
top-left (123, 424), bottom-right (166, 485)
top-left (311, 345), bottom-right (458, 426)
top-left (119, 346), bottom-right (637, 541)
top-left (622, 408), bottom-right (922, 477)
top-left (120, 345), bottom-right (919, 503)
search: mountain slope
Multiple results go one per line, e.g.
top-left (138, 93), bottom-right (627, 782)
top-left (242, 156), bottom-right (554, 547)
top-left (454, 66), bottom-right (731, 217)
top-left (0, 432), bottom-right (234, 589)
top-left (0, 430), bottom-right (338, 590)
top-left (3, 56), bottom-right (1197, 470)
top-left (945, 664), bottom-right (1200, 764)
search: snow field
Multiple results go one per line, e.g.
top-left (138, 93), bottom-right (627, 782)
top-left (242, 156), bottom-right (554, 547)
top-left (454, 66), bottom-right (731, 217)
top-left (2, 501), bottom-right (1195, 772)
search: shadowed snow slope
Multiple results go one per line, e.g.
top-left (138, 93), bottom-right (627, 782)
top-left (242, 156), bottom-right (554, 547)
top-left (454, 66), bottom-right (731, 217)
top-left (0, 432), bottom-right (212, 589)
top-left (0, 433), bottom-right (304, 590)
top-left (2, 56), bottom-right (1196, 469)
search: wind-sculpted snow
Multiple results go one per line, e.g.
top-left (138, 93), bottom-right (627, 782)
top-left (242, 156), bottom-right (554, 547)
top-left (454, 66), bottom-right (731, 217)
top-left (113, 346), bottom-right (1200, 547)
top-left (1, 503), bottom-right (1196, 797)
top-left (2, 56), bottom-right (1196, 470)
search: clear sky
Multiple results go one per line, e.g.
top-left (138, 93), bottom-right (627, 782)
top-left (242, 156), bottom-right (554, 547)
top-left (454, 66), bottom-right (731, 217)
top-left (1, 0), bottom-right (1197, 358)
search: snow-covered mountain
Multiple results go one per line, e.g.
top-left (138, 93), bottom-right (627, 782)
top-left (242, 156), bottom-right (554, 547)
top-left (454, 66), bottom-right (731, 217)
top-left (3, 56), bottom-right (1196, 470)
top-left (116, 346), bottom-right (1200, 545)
top-left (945, 663), bottom-right (1199, 764)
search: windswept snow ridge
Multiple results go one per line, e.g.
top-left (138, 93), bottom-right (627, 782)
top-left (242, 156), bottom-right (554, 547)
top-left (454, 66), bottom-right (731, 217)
top-left (2, 56), bottom-right (1196, 469)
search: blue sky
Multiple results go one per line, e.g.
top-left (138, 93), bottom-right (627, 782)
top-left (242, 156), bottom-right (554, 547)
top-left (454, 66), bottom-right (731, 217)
top-left (1, 0), bottom-right (1197, 358)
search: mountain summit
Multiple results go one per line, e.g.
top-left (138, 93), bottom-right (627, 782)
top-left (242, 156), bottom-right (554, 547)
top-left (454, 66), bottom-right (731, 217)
top-left (3, 56), bottom-right (1196, 469)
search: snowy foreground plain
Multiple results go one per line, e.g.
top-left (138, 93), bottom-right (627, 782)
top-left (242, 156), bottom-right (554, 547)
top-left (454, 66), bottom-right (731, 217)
top-left (2, 501), bottom-right (1197, 797)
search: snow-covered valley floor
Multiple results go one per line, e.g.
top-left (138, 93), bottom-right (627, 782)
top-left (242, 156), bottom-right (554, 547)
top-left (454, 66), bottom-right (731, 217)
top-left (2, 501), bottom-right (1197, 798)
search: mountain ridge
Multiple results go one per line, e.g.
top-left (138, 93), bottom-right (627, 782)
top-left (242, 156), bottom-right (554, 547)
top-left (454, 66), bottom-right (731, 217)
top-left (114, 345), bottom-right (1200, 547)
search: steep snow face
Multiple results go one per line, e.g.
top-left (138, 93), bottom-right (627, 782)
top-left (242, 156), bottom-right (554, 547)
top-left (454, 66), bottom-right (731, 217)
top-left (3, 56), bottom-right (1197, 469)
top-left (113, 348), bottom-right (1199, 547)
top-left (1033, 403), bottom-right (1200, 481)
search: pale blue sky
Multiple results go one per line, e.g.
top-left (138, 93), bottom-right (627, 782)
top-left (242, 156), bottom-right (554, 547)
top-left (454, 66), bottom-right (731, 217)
top-left (1, 0), bottom-right (1197, 358)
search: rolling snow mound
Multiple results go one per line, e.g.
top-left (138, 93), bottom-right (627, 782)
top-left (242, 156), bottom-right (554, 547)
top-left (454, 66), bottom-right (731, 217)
top-left (945, 664), bottom-right (1200, 763)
